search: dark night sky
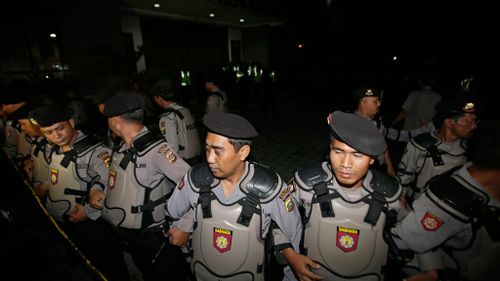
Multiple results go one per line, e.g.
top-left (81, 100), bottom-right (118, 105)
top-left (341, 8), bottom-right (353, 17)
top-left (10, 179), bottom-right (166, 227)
top-left (283, 1), bottom-right (495, 71)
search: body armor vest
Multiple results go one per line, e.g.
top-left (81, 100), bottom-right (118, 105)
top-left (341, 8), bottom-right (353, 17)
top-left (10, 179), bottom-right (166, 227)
top-left (103, 132), bottom-right (171, 229)
top-left (47, 136), bottom-right (101, 222)
top-left (189, 163), bottom-right (280, 281)
top-left (426, 174), bottom-right (500, 280)
top-left (412, 133), bottom-right (467, 190)
top-left (160, 105), bottom-right (200, 159)
top-left (31, 137), bottom-right (50, 184)
top-left (295, 162), bottom-right (401, 281)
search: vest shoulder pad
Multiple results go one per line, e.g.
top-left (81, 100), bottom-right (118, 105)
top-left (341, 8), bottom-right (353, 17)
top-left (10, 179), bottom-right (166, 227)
top-left (427, 174), bottom-right (488, 221)
top-left (189, 163), bottom-right (214, 191)
top-left (164, 107), bottom-right (184, 120)
top-left (412, 133), bottom-right (438, 150)
top-left (295, 162), bottom-right (332, 191)
top-left (132, 132), bottom-right (164, 153)
top-left (368, 169), bottom-right (401, 202)
top-left (243, 163), bottom-right (280, 202)
top-left (73, 135), bottom-right (101, 155)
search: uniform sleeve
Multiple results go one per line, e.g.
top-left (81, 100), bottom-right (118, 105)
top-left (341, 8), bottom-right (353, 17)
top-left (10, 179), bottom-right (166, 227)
top-left (159, 114), bottom-right (179, 153)
top-left (263, 182), bottom-right (302, 252)
top-left (85, 145), bottom-right (111, 220)
top-left (397, 141), bottom-right (423, 194)
top-left (3, 124), bottom-right (18, 158)
top-left (88, 145), bottom-right (111, 191)
top-left (154, 143), bottom-right (191, 184)
top-left (383, 125), bottom-right (434, 142)
top-left (391, 193), bottom-right (467, 253)
top-left (165, 175), bottom-right (197, 224)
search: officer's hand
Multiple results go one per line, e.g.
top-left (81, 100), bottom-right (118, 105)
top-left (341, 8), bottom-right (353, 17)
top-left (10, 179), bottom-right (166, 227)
top-left (89, 189), bottom-right (105, 210)
top-left (403, 270), bottom-right (439, 281)
top-left (68, 203), bottom-right (88, 223)
top-left (282, 248), bottom-right (323, 281)
top-left (23, 158), bottom-right (34, 179)
top-left (167, 226), bottom-right (190, 247)
top-left (34, 182), bottom-right (49, 197)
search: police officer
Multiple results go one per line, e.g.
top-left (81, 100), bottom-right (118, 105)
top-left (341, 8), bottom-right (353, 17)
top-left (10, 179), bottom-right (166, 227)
top-left (204, 75), bottom-right (228, 114)
top-left (389, 126), bottom-right (500, 281)
top-left (1, 92), bottom-right (31, 162)
top-left (9, 104), bottom-right (51, 196)
top-left (397, 94), bottom-right (477, 201)
top-left (150, 78), bottom-right (201, 164)
top-left (289, 110), bottom-right (402, 280)
top-left (29, 104), bottom-right (130, 281)
top-left (165, 112), bottom-right (304, 281)
top-left (99, 92), bottom-right (192, 281)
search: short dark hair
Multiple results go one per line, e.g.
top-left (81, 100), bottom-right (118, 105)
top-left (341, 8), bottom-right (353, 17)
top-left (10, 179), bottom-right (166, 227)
top-left (468, 128), bottom-right (500, 170)
top-left (120, 108), bottom-right (144, 123)
top-left (227, 138), bottom-right (252, 152)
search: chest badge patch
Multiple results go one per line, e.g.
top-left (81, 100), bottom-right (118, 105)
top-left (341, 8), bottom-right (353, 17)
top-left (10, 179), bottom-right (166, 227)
top-left (213, 227), bottom-right (233, 253)
top-left (50, 168), bottom-right (59, 185)
top-left (421, 212), bottom-right (444, 231)
top-left (336, 226), bottom-right (360, 253)
top-left (109, 170), bottom-right (116, 190)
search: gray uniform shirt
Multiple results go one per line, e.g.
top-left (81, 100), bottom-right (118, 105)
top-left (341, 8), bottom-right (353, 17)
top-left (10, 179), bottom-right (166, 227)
top-left (113, 127), bottom-right (192, 229)
top-left (397, 131), bottom-right (467, 196)
top-left (47, 130), bottom-right (111, 220)
top-left (391, 163), bottom-right (500, 274)
top-left (166, 161), bottom-right (302, 279)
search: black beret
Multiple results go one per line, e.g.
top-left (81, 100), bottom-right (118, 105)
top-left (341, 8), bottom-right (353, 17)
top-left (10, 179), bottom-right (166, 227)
top-left (436, 94), bottom-right (477, 117)
top-left (354, 87), bottom-right (382, 99)
top-left (203, 112), bottom-right (258, 139)
top-left (330, 111), bottom-right (386, 156)
top-left (150, 78), bottom-right (174, 99)
top-left (92, 88), bottom-right (117, 105)
top-left (29, 104), bottom-right (73, 127)
top-left (103, 92), bottom-right (142, 117)
top-left (9, 104), bottom-right (40, 121)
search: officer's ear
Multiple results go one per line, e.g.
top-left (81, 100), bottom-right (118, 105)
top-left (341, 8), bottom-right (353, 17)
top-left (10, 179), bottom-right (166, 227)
top-left (68, 118), bottom-right (75, 129)
top-left (369, 158), bottom-right (375, 165)
top-left (238, 145), bottom-right (250, 161)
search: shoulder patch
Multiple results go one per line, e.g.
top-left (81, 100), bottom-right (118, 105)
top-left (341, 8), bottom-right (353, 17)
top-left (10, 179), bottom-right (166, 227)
top-left (158, 144), bottom-right (177, 163)
top-left (160, 121), bottom-right (166, 135)
top-left (421, 211), bottom-right (444, 231)
top-left (284, 195), bottom-right (295, 212)
top-left (178, 177), bottom-right (185, 190)
top-left (97, 151), bottom-right (111, 168)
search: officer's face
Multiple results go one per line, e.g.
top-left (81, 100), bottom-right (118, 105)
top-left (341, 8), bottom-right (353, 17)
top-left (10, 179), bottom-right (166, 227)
top-left (40, 120), bottom-right (76, 147)
top-left (329, 139), bottom-right (374, 188)
top-left (451, 113), bottom-right (477, 139)
top-left (19, 119), bottom-right (41, 138)
top-left (361, 97), bottom-right (381, 116)
top-left (205, 132), bottom-right (249, 180)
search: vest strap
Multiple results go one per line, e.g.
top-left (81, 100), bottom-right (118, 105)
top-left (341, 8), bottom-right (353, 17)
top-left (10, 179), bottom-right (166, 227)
top-left (312, 182), bottom-right (335, 217)
top-left (237, 192), bottom-right (260, 226)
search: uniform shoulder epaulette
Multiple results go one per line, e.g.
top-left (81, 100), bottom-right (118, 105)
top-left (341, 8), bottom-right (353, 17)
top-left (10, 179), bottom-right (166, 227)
top-left (295, 162), bottom-right (332, 191)
top-left (132, 131), bottom-right (164, 153)
top-left (369, 169), bottom-right (401, 203)
top-left (73, 135), bottom-right (101, 156)
top-left (412, 132), bottom-right (439, 151)
top-left (163, 107), bottom-right (184, 120)
top-left (426, 174), bottom-right (488, 223)
top-left (243, 163), bottom-right (280, 202)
